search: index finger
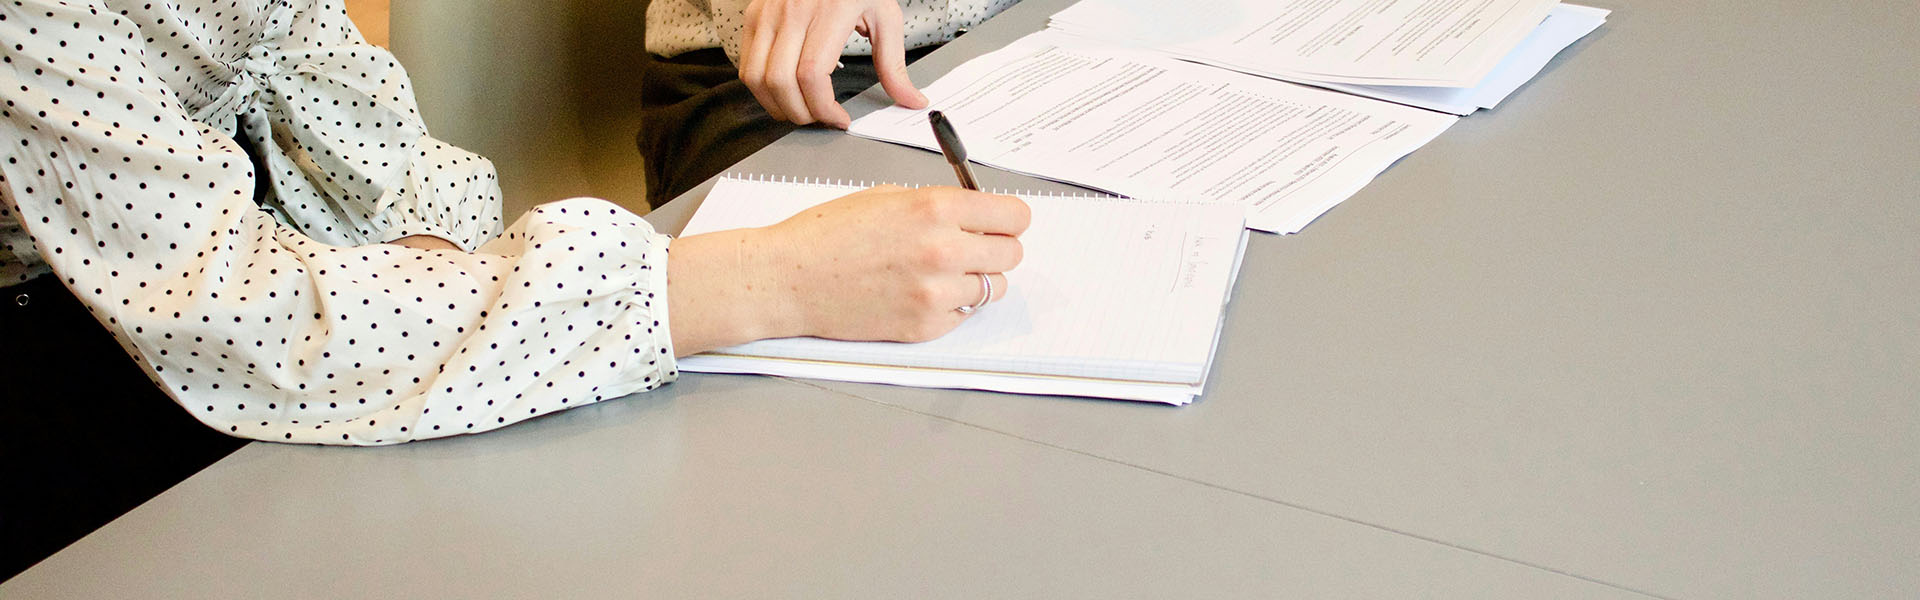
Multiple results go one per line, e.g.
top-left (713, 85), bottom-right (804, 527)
top-left (797, 9), bottom-right (859, 128)
top-left (862, 0), bottom-right (927, 108)
top-left (739, 3), bottom-right (786, 121)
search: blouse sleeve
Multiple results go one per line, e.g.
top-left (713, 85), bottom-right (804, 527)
top-left (0, 0), bottom-right (678, 445)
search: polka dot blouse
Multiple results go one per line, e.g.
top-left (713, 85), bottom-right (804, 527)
top-left (0, 0), bottom-right (678, 445)
top-left (646, 0), bottom-right (1023, 61)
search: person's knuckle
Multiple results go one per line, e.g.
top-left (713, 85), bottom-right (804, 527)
top-left (797, 64), bottom-right (831, 88)
top-left (909, 193), bottom-right (948, 223)
top-left (904, 278), bottom-right (941, 309)
top-left (781, 6), bottom-right (810, 27)
top-left (917, 240), bottom-right (955, 270)
top-left (758, 68), bottom-right (787, 90)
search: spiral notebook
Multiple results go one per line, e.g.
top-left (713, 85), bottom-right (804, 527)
top-left (676, 176), bottom-right (1249, 405)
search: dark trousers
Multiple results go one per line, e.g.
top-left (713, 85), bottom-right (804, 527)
top-left (0, 275), bottom-right (246, 581)
top-left (636, 47), bottom-right (938, 208)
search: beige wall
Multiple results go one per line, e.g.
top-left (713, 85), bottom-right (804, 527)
top-left (390, 0), bottom-right (653, 219)
top-left (343, 0), bottom-right (389, 46)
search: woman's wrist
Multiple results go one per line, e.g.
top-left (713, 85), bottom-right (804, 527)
top-left (727, 225), bottom-right (813, 340)
top-left (665, 228), bottom-right (809, 356)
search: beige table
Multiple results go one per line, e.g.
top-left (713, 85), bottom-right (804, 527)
top-left (8, 1), bottom-right (1915, 597)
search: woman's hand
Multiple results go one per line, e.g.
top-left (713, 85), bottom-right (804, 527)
top-left (667, 185), bottom-right (1029, 356)
top-left (738, 0), bottom-right (929, 128)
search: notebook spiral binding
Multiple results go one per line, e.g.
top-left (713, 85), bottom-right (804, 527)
top-left (719, 173), bottom-right (1208, 204)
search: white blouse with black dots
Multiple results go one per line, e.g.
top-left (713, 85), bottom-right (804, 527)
top-left (0, 0), bottom-right (678, 445)
top-left (646, 0), bottom-right (1022, 61)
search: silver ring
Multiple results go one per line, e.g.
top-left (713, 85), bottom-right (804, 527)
top-left (956, 273), bottom-right (992, 315)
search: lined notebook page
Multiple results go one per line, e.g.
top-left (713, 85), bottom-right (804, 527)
top-left (680, 177), bottom-right (1245, 385)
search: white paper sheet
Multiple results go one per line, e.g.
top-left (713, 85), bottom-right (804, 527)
top-left (681, 354), bottom-right (1205, 405)
top-left (848, 30), bottom-right (1457, 233)
top-left (1050, 0), bottom-right (1559, 88)
top-left (1269, 4), bottom-right (1610, 114)
top-left (674, 177), bottom-right (1250, 404)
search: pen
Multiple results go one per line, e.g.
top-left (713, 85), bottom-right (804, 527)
top-left (927, 110), bottom-right (980, 191)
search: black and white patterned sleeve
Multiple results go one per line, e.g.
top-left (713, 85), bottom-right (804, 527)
top-left (0, 0), bottom-right (678, 445)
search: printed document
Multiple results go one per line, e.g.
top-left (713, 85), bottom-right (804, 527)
top-left (849, 30), bottom-right (1457, 233)
top-left (1050, 0), bottom-right (1559, 87)
top-left (1312, 4), bottom-right (1610, 114)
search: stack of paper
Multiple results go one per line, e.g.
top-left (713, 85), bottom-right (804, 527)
top-left (1049, 0), bottom-right (1609, 115)
top-left (849, 30), bottom-right (1458, 233)
top-left (677, 176), bottom-right (1250, 405)
top-left (1320, 5), bottom-right (1612, 114)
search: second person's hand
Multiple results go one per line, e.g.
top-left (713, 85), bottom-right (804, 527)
top-left (739, 0), bottom-right (930, 128)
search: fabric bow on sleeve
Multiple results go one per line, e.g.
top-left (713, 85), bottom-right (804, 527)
top-left (192, 36), bottom-right (440, 248)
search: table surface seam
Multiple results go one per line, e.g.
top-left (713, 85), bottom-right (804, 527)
top-left (783, 377), bottom-right (1680, 600)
